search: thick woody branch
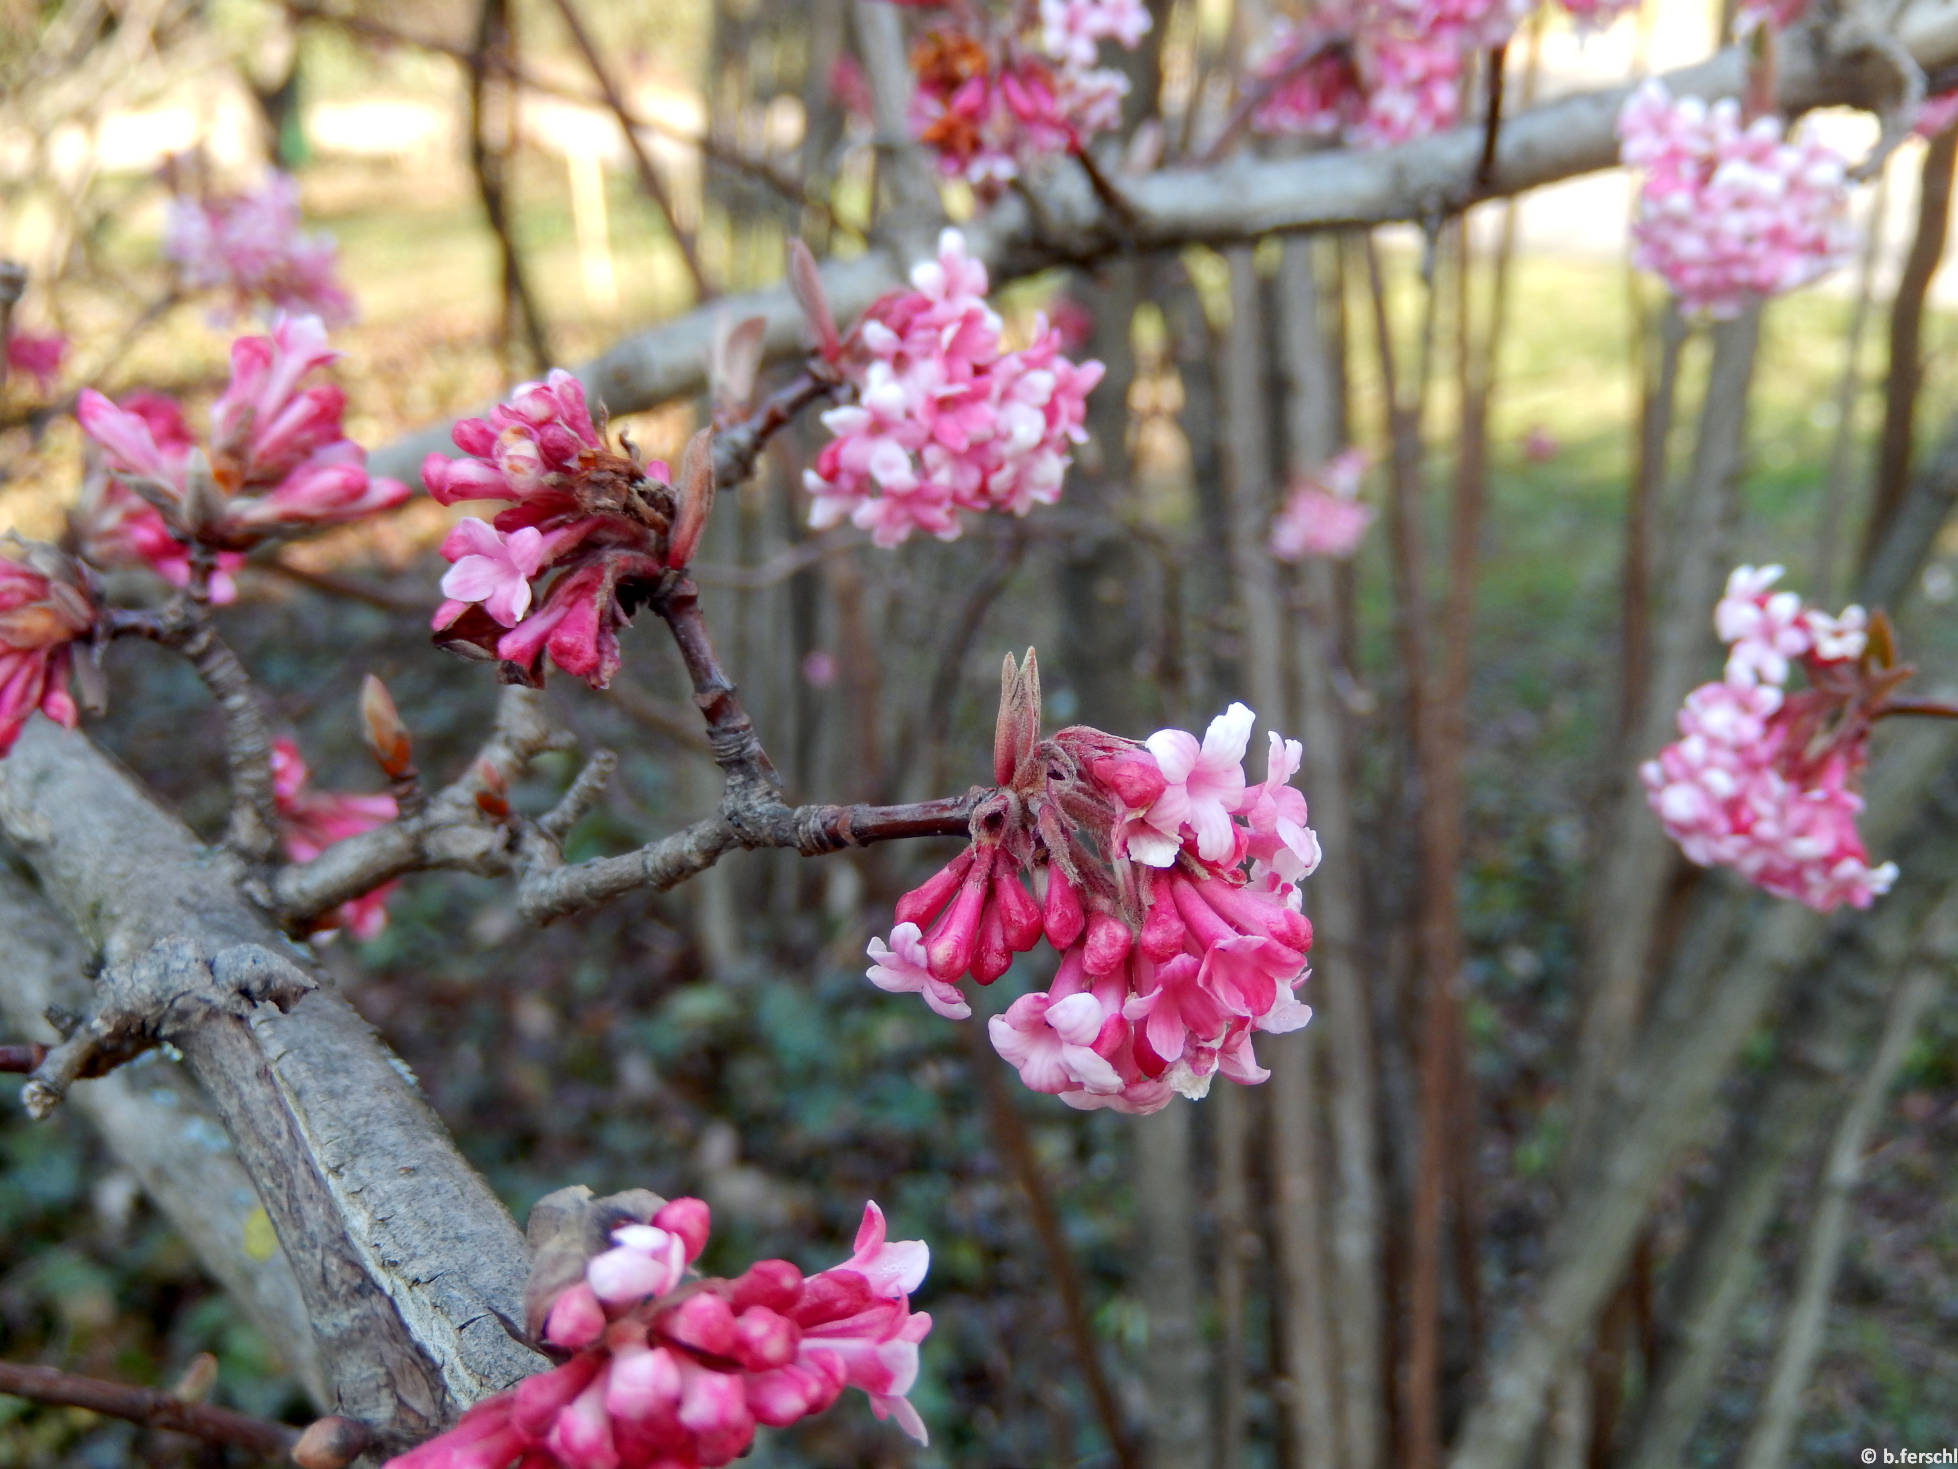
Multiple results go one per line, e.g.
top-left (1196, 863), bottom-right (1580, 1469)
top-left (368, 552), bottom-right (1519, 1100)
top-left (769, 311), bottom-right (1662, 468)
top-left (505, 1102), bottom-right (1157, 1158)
top-left (364, 0), bottom-right (1958, 486)
top-left (0, 861), bottom-right (330, 1404)
top-left (0, 720), bottom-right (545, 1439)
top-left (0, 1360), bottom-right (315, 1461)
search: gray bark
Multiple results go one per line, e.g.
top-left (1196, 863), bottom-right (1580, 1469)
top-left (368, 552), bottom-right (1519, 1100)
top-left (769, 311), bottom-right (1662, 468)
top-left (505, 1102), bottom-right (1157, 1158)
top-left (0, 720), bottom-right (544, 1440)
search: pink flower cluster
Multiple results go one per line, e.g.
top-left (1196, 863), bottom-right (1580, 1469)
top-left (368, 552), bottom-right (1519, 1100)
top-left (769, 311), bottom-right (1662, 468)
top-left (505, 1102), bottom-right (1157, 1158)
top-left (77, 315), bottom-right (409, 560)
top-left (1250, 0), bottom-right (1526, 147)
top-left (806, 231), bottom-right (1103, 547)
top-left (0, 546), bottom-right (93, 756)
top-left (867, 654), bottom-right (1318, 1111)
top-left (1641, 565), bottom-right (1897, 912)
top-left (386, 1198), bottom-right (931, 1469)
top-left (162, 171), bottom-right (354, 325)
top-left (271, 738), bottom-right (399, 940)
top-left (4, 330), bottom-right (66, 396)
top-left (1618, 81), bottom-right (1855, 319)
top-left (902, 0), bottom-right (1148, 188)
top-left (1269, 448), bottom-right (1374, 561)
top-left (423, 371), bottom-right (708, 689)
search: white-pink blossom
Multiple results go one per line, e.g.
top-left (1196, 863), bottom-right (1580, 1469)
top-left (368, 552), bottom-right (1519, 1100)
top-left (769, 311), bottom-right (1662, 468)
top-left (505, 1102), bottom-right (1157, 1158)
top-left (806, 231), bottom-right (1103, 546)
top-left (1270, 448), bottom-right (1375, 560)
top-left (1618, 81), bottom-right (1855, 319)
top-left (866, 922), bottom-right (974, 1020)
top-left (1131, 702), bottom-right (1255, 865)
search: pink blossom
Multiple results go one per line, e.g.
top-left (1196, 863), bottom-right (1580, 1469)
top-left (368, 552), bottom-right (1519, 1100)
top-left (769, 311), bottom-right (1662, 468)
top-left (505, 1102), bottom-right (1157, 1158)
top-left (424, 371), bottom-right (696, 691)
top-left (163, 171), bottom-right (354, 325)
top-left (1618, 81), bottom-right (1854, 319)
top-left (866, 922), bottom-right (974, 1019)
top-left (0, 547), bottom-right (93, 757)
top-left (1132, 701), bottom-right (1255, 865)
top-left (77, 316), bottom-right (407, 552)
top-left (902, 0), bottom-right (1145, 190)
top-left (272, 738), bottom-right (399, 939)
top-left (870, 658), bottom-right (1320, 1111)
top-left (4, 330), bottom-right (65, 395)
top-left (1249, 11), bottom-right (1474, 147)
top-left (437, 519), bottom-right (548, 628)
top-left (385, 1196), bottom-right (931, 1469)
top-left (1642, 567), bottom-right (1899, 911)
top-left (1269, 448), bottom-right (1375, 560)
top-left (989, 988), bottom-right (1126, 1094)
top-left (1523, 425), bottom-right (1560, 462)
top-left (806, 231), bottom-right (1102, 545)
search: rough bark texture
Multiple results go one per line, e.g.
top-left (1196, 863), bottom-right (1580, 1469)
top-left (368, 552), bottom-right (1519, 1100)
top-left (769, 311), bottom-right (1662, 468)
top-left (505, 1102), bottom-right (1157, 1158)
top-left (0, 719), bottom-right (544, 1439)
top-left (0, 860), bottom-right (330, 1408)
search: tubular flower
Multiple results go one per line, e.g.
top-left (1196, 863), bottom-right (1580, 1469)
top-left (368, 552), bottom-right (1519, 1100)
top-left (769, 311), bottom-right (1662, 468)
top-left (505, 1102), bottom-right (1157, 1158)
top-left (865, 650), bottom-right (1318, 1111)
top-left (1268, 448), bottom-right (1374, 561)
top-left (805, 230), bottom-right (1103, 546)
top-left (1641, 565), bottom-right (1905, 912)
top-left (1617, 81), bottom-right (1854, 319)
top-left (272, 738), bottom-right (399, 940)
top-left (0, 543), bottom-right (95, 757)
top-left (422, 373), bottom-right (714, 689)
top-left (385, 1195), bottom-right (931, 1469)
top-left (74, 392), bottom-right (240, 603)
top-left (76, 315), bottom-right (408, 554)
top-left (899, 0), bottom-right (1148, 189)
top-left (162, 171), bottom-right (354, 325)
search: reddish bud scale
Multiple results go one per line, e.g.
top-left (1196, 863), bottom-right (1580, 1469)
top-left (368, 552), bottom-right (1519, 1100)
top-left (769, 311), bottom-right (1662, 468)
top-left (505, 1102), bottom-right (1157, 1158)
top-left (991, 869), bottom-right (1043, 951)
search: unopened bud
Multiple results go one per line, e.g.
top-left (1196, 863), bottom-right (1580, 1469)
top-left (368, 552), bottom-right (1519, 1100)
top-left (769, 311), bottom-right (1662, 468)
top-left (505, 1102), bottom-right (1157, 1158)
top-left (710, 315), bottom-right (766, 418)
top-left (290, 1415), bottom-right (372, 1469)
top-left (787, 239), bottom-right (840, 361)
top-left (169, 1353), bottom-right (218, 1403)
top-left (474, 760), bottom-right (510, 820)
top-left (181, 448), bottom-right (226, 539)
top-left (665, 428), bottom-right (716, 570)
top-left (359, 674), bottom-right (413, 779)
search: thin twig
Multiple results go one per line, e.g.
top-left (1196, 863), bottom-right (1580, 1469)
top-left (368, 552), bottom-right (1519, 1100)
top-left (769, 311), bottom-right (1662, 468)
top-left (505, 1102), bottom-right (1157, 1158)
top-left (280, 0), bottom-right (854, 235)
top-left (0, 1360), bottom-right (314, 1460)
top-left (545, 0), bottom-right (713, 300)
top-left (470, 0), bottom-right (554, 372)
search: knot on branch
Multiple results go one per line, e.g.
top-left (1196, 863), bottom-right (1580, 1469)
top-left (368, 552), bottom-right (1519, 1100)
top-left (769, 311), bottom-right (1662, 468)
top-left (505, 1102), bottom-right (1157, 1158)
top-left (793, 805), bottom-right (859, 856)
top-left (20, 938), bottom-right (314, 1119)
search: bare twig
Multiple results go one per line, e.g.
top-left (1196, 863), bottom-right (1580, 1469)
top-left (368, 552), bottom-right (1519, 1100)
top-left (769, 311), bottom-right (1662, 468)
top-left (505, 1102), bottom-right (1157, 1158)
top-left (544, 0), bottom-right (713, 300)
top-left (0, 1359), bottom-right (331, 1461)
top-left (1735, 938), bottom-right (1950, 1469)
top-left (469, 0), bottom-right (554, 371)
top-left (280, 0), bottom-right (852, 233)
top-left (1863, 126), bottom-right (1958, 569)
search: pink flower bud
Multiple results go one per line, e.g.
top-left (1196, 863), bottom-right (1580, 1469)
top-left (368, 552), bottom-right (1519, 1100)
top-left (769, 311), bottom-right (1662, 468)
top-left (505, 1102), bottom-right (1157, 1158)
top-left (662, 1291), bottom-right (739, 1360)
top-left (602, 1343), bottom-right (682, 1421)
top-left (1090, 754), bottom-right (1167, 810)
top-left (733, 1306), bottom-right (801, 1371)
top-left (1082, 910), bottom-right (1133, 977)
top-left (990, 869), bottom-right (1043, 951)
top-left (652, 1196), bottom-right (711, 1262)
top-left (1138, 892), bottom-right (1186, 961)
top-left (542, 1283), bottom-right (608, 1351)
top-left (544, 1377), bottom-right (617, 1469)
top-left (926, 846), bottom-right (996, 981)
top-left (1041, 865), bottom-right (1085, 949)
top-left (896, 850), bottom-right (973, 927)
top-left (511, 1355), bottom-right (601, 1437)
top-left (970, 898), bottom-right (1013, 986)
top-left (730, 1259), bottom-right (805, 1314)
